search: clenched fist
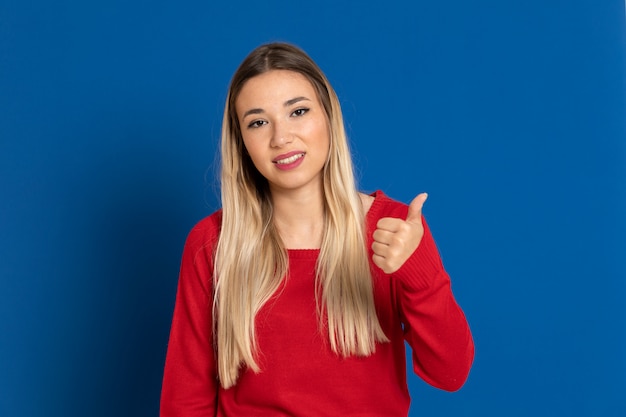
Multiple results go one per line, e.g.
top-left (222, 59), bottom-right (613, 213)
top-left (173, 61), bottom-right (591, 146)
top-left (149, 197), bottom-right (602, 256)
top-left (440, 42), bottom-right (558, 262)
top-left (372, 193), bottom-right (428, 274)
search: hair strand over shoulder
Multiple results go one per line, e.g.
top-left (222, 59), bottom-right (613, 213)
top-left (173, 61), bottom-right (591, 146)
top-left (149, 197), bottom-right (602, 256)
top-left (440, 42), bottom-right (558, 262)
top-left (214, 42), bottom-right (388, 389)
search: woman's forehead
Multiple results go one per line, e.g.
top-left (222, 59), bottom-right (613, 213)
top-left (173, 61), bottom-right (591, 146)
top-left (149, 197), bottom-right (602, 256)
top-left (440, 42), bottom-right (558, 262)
top-left (235, 70), bottom-right (319, 112)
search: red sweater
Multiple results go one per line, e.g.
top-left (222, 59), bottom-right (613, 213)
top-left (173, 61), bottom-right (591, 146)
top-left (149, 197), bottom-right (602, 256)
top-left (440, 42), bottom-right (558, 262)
top-left (161, 191), bottom-right (474, 416)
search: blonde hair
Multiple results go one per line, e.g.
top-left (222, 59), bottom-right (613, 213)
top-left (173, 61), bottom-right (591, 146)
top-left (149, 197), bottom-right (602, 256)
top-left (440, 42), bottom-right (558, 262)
top-left (214, 42), bottom-right (388, 388)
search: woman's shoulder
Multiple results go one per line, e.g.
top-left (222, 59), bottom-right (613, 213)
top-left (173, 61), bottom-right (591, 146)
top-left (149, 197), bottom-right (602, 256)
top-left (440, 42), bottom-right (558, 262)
top-left (366, 190), bottom-right (410, 221)
top-left (193, 209), bottom-right (222, 231)
top-left (184, 209), bottom-right (222, 249)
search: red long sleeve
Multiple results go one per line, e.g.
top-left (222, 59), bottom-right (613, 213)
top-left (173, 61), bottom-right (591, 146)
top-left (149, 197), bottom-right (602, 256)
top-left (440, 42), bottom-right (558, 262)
top-left (160, 214), bottom-right (220, 417)
top-left (378, 210), bottom-right (474, 391)
top-left (365, 192), bottom-right (474, 392)
top-left (160, 191), bottom-right (474, 416)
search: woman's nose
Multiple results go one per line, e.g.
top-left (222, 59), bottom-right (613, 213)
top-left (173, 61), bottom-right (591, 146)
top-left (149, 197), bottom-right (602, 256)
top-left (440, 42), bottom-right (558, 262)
top-left (270, 121), bottom-right (292, 148)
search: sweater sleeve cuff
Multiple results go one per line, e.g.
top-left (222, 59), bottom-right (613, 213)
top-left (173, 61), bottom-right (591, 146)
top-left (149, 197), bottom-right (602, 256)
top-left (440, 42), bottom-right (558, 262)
top-left (392, 217), bottom-right (445, 291)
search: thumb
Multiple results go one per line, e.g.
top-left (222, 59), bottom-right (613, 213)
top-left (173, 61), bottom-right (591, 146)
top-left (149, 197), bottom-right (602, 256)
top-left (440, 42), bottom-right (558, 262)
top-left (406, 193), bottom-right (428, 224)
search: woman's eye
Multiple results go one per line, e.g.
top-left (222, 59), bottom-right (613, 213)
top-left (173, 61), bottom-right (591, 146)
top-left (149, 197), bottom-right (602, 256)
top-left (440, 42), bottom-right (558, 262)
top-left (248, 120), bottom-right (266, 129)
top-left (291, 108), bottom-right (309, 117)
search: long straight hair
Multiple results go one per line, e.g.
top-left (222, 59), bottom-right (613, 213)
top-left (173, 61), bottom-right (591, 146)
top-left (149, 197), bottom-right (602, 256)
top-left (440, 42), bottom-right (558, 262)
top-left (214, 42), bottom-right (388, 388)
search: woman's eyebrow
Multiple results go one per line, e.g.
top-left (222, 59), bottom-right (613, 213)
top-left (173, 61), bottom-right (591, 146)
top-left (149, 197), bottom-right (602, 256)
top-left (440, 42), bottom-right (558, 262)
top-left (242, 96), bottom-right (311, 119)
top-left (243, 108), bottom-right (263, 119)
top-left (284, 96), bottom-right (310, 107)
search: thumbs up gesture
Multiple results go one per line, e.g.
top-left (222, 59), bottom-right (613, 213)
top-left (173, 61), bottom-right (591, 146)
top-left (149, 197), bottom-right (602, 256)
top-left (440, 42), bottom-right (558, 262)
top-left (372, 193), bottom-right (428, 274)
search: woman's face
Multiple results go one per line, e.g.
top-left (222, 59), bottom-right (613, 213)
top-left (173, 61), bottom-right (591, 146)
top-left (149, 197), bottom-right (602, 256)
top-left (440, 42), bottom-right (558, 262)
top-left (235, 69), bottom-right (330, 196)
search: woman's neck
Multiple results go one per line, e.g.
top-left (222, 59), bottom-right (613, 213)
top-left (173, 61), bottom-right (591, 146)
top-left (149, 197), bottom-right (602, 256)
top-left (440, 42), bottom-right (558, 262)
top-left (269, 187), bottom-right (374, 249)
top-left (270, 186), bottom-right (325, 250)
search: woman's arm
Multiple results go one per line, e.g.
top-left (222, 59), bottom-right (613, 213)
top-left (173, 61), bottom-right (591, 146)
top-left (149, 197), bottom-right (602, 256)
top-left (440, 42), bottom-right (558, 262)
top-left (160, 220), bottom-right (220, 417)
top-left (392, 217), bottom-right (474, 391)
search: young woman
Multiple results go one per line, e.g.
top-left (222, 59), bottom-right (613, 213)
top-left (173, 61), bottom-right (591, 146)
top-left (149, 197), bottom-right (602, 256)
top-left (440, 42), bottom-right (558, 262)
top-left (160, 42), bottom-right (474, 417)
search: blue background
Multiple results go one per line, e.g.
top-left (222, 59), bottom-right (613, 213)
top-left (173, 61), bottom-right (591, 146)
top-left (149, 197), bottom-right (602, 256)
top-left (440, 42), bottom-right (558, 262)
top-left (1, 1), bottom-right (625, 416)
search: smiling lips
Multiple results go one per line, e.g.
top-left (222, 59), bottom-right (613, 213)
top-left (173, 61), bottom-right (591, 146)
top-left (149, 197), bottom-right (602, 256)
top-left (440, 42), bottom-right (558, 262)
top-left (273, 151), bottom-right (305, 170)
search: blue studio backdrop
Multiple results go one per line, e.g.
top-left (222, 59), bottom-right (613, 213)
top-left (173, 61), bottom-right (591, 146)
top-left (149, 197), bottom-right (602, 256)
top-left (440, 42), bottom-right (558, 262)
top-left (1, 1), bottom-right (625, 416)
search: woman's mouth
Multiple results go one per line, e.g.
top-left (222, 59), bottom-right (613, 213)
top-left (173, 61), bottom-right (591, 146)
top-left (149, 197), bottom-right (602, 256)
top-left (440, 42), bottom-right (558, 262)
top-left (274, 152), bottom-right (305, 165)
top-left (273, 152), bottom-right (306, 170)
